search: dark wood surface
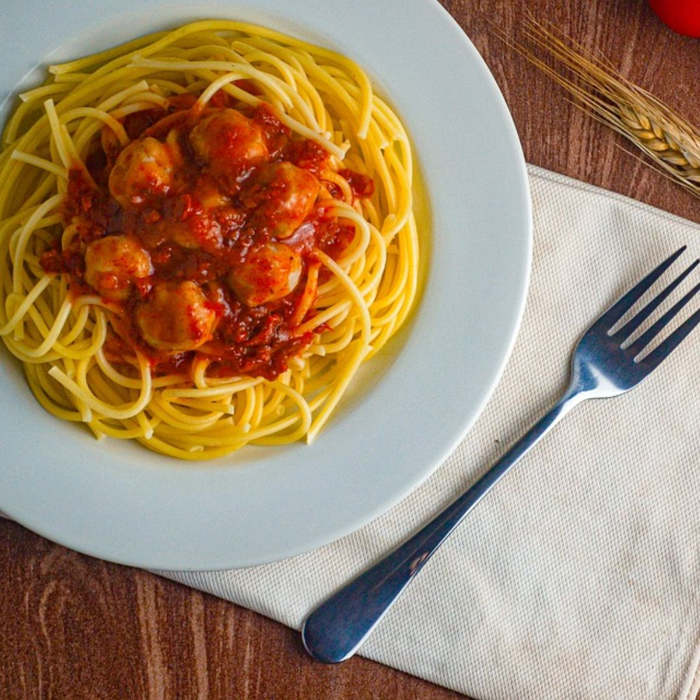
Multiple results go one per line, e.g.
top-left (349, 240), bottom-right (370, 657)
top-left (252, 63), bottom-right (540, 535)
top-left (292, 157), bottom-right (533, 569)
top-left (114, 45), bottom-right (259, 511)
top-left (1, 1), bottom-right (698, 698)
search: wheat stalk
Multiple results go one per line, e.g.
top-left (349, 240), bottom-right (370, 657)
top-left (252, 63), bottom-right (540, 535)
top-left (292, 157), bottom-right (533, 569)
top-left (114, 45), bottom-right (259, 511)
top-left (507, 15), bottom-right (700, 199)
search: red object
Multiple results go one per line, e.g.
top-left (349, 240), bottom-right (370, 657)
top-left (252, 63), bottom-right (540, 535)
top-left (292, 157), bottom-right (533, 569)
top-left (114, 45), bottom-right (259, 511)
top-left (649, 0), bottom-right (700, 37)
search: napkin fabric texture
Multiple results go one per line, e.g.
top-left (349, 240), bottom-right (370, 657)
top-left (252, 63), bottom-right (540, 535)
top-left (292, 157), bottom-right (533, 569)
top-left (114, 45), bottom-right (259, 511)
top-left (163, 166), bottom-right (694, 698)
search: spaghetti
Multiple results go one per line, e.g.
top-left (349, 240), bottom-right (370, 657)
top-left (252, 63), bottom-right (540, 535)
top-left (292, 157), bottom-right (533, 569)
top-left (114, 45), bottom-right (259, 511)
top-left (0, 20), bottom-right (419, 459)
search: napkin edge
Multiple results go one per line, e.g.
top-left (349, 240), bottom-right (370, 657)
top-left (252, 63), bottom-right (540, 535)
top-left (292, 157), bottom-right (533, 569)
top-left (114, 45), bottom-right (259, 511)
top-left (526, 164), bottom-right (700, 234)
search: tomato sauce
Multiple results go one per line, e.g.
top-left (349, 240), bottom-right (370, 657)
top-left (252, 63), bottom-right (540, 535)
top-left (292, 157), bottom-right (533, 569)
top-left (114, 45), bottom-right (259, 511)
top-left (41, 90), bottom-right (374, 381)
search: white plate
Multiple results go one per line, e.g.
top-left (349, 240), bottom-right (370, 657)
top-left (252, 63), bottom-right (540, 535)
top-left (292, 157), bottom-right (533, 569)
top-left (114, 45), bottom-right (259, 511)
top-left (0, 0), bottom-right (531, 569)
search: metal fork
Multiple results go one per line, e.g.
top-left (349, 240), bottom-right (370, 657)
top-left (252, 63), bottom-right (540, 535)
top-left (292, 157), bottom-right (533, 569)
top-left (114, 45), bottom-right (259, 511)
top-left (301, 246), bottom-right (700, 664)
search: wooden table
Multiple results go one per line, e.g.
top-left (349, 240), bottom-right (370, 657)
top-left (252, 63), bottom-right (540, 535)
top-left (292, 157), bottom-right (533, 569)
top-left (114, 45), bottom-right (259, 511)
top-left (1, 1), bottom-right (697, 697)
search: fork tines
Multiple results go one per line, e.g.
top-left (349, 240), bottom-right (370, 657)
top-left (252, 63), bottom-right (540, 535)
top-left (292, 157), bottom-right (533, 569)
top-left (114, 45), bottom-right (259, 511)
top-left (598, 246), bottom-right (700, 366)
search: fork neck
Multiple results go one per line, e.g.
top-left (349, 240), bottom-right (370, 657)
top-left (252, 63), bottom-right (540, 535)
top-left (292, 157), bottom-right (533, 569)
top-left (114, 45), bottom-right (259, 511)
top-left (549, 385), bottom-right (588, 425)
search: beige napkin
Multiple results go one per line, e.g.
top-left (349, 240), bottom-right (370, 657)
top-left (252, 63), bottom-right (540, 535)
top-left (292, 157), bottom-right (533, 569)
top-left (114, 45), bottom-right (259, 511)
top-left (158, 167), bottom-right (695, 697)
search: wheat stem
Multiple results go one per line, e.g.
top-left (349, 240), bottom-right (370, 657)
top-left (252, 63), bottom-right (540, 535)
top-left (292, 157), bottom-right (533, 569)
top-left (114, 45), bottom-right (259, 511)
top-left (508, 15), bottom-right (700, 199)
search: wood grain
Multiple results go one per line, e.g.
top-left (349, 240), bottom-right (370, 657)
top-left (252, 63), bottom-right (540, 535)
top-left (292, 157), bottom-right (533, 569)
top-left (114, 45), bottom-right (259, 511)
top-left (1, 1), bottom-right (698, 698)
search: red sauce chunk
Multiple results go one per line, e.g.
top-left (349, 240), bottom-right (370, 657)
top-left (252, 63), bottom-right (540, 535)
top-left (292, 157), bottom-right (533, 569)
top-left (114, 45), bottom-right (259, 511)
top-left (339, 169), bottom-right (375, 198)
top-left (41, 93), bottom-right (376, 380)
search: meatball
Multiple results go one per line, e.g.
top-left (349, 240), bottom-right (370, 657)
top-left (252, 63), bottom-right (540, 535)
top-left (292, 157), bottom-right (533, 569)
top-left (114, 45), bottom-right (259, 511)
top-left (109, 137), bottom-right (175, 209)
top-left (242, 162), bottom-right (320, 238)
top-left (228, 242), bottom-right (302, 307)
top-left (167, 218), bottom-right (223, 252)
top-left (161, 206), bottom-right (224, 252)
top-left (135, 280), bottom-right (218, 351)
top-left (193, 175), bottom-right (230, 210)
top-left (84, 235), bottom-right (152, 301)
top-left (189, 109), bottom-right (268, 186)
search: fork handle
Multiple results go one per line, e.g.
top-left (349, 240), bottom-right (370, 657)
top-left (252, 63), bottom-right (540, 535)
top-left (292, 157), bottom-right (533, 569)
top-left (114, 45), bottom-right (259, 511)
top-left (301, 389), bottom-right (586, 663)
